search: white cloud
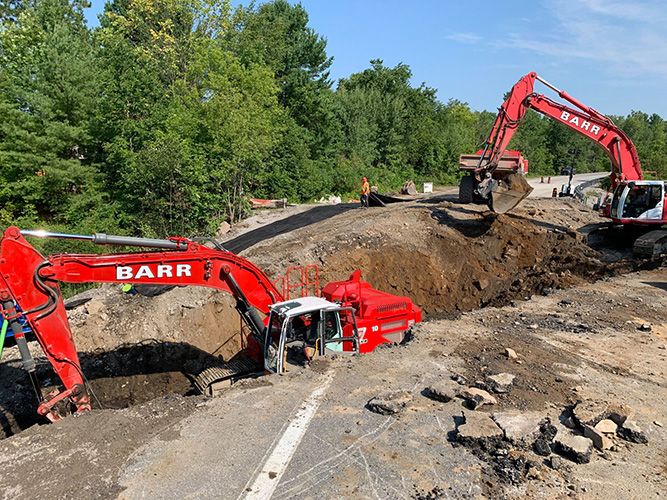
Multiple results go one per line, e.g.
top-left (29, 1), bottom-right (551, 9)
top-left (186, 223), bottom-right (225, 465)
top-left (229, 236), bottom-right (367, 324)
top-left (574, 0), bottom-right (663, 22)
top-left (446, 32), bottom-right (482, 44)
top-left (495, 0), bottom-right (667, 80)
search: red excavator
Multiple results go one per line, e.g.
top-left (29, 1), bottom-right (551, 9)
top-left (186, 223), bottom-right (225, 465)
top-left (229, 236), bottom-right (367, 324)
top-left (461, 71), bottom-right (667, 256)
top-left (0, 227), bottom-right (421, 421)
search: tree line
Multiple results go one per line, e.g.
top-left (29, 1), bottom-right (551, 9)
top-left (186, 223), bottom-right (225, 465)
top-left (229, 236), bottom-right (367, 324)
top-left (1, 0), bottom-right (666, 246)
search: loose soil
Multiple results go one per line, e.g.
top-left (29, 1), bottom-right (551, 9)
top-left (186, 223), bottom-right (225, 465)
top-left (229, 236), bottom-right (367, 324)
top-left (244, 195), bottom-right (621, 316)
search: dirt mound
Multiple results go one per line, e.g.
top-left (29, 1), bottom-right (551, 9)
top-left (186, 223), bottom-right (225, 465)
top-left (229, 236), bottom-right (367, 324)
top-left (68, 286), bottom-right (242, 355)
top-left (245, 199), bottom-right (611, 317)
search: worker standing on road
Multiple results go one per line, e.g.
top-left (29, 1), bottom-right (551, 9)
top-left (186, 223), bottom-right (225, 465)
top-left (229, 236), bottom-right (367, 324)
top-left (360, 177), bottom-right (370, 208)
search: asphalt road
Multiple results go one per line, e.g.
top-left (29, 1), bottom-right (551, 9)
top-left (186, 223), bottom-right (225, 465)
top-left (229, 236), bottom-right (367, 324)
top-left (527, 172), bottom-right (605, 198)
top-left (117, 347), bottom-right (484, 499)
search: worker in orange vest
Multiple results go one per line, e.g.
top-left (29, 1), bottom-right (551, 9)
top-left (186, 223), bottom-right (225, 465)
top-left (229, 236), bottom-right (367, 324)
top-left (360, 177), bottom-right (370, 208)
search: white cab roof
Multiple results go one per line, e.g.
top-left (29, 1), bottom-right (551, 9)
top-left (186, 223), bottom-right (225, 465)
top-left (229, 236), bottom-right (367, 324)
top-left (270, 296), bottom-right (341, 318)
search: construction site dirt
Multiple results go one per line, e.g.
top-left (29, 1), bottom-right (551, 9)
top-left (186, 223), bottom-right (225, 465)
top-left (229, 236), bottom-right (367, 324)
top-left (1, 192), bottom-right (665, 499)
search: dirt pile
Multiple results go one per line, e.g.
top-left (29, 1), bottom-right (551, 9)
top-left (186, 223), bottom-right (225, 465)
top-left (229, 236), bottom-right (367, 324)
top-left (245, 198), bottom-right (612, 317)
top-left (67, 286), bottom-right (241, 355)
top-left (68, 196), bottom-right (604, 354)
top-left (504, 173), bottom-right (534, 194)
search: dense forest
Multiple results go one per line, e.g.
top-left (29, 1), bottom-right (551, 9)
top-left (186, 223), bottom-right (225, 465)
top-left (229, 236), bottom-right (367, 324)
top-left (2, 0), bottom-right (667, 245)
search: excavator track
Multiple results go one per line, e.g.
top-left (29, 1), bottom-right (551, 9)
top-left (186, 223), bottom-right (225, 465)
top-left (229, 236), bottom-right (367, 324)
top-left (191, 357), bottom-right (262, 397)
top-left (633, 229), bottom-right (667, 259)
top-left (578, 223), bottom-right (614, 247)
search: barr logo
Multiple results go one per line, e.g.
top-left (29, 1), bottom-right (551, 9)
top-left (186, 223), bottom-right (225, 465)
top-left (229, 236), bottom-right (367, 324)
top-left (116, 264), bottom-right (192, 280)
top-left (560, 111), bottom-right (601, 136)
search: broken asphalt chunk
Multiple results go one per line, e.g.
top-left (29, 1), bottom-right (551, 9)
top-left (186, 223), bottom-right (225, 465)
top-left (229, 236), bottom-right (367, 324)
top-left (456, 410), bottom-right (503, 445)
top-left (492, 411), bottom-right (545, 447)
top-left (366, 390), bottom-right (413, 415)
top-left (617, 420), bottom-right (648, 444)
top-left (458, 387), bottom-right (497, 409)
top-left (553, 428), bottom-right (593, 464)
top-left (485, 373), bottom-right (516, 394)
top-left (583, 425), bottom-right (613, 450)
top-left (424, 380), bottom-right (460, 403)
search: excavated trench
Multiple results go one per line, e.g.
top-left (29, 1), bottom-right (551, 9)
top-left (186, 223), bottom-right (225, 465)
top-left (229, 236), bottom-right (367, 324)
top-left (0, 202), bottom-right (638, 439)
top-left (0, 290), bottom-right (244, 439)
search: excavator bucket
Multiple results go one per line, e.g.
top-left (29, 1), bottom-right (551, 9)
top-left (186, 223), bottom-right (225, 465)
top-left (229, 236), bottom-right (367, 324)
top-left (490, 174), bottom-right (533, 214)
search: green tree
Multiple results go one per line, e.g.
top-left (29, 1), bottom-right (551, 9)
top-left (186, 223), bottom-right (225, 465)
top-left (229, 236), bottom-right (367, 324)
top-left (0, 0), bottom-right (113, 231)
top-left (508, 112), bottom-right (553, 175)
top-left (226, 0), bottom-right (340, 160)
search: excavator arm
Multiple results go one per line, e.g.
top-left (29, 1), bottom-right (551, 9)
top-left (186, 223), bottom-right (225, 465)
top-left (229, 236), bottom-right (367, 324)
top-left (476, 72), bottom-right (643, 211)
top-left (0, 226), bottom-right (283, 421)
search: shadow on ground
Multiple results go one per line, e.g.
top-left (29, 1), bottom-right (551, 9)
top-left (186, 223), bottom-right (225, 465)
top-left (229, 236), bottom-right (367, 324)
top-left (643, 281), bottom-right (667, 292)
top-left (223, 204), bottom-right (357, 253)
top-left (0, 341), bottom-right (227, 439)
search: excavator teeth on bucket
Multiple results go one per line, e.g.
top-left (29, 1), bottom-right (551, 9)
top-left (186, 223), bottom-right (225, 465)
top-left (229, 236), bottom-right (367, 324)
top-left (490, 174), bottom-right (533, 214)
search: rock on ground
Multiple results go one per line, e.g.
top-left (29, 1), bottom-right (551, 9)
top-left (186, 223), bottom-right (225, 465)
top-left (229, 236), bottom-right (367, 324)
top-left (553, 427), bottom-right (594, 464)
top-left (457, 411), bottom-right (503, 445)
top-left (485, 373), bottom-right (516, 394)
top-left (618, 420), bottom-right (648, 444)
top-left (594, 419), bottom-right (617, 434)
top-left (573, 400), bottom-right (633, 427)
top-left (583, 425), bottom-right (613, 450)
top-left (492, 411), bottom-right (545, 447)
top-left (424, 380), bottom-right (460, 403)
top-left (366, 390), bottom-right (413, 415)
top-left (458, 387), bottom-right (497, 409)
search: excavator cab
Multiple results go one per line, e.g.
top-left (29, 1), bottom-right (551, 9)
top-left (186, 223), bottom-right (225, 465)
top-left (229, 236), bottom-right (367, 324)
top-left (610, 181), bottom-right (666, 222)
top-left (264, 297), bottom-right (359, 374)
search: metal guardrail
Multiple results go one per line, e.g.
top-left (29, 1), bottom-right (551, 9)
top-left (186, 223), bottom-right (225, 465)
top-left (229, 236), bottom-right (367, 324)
top-left (573, 175), bottom-right (606, 205)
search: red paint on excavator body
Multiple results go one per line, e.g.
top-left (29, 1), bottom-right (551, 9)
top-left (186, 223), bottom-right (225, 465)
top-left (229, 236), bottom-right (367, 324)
top-left (322, 270), bottom-right (422, 353)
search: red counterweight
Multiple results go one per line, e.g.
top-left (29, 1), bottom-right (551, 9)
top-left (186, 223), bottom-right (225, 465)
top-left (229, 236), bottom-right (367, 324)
top-left (321, 270), bottom-right (422, 353)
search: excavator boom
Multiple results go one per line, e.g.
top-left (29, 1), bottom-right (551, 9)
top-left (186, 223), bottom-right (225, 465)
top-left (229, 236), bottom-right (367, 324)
top-left (0, 227), bottom-right (283, 419)
top-left (465, 72), bottom-right (644, 213)
top-left (468, 71), bottom-right (667, 257)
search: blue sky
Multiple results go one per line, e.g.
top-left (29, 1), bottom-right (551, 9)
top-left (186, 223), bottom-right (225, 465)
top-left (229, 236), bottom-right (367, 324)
top-left (84, 0), bottom-right (667, 117)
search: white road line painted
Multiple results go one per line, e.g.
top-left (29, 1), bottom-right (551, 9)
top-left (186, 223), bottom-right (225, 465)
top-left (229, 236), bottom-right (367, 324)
top-left (241, 371), bottom-right (335, 500)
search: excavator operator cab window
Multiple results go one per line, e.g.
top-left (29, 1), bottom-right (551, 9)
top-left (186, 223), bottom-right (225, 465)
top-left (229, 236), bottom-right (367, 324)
top-left (264, 311), bottom-right (284, 374)
top-left (278, 310), bottom-right (323, 372)
top-left (321, 310), bottom-right (345, 353)
top-left (622, 183), bottom-right (663, 220)
top-left (264, 302), bottom-right (360, 374)
top-left (610, 185), bottom-right (624, 214)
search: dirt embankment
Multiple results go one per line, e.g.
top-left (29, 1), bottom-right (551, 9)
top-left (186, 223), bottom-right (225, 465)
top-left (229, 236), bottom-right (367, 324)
top-left (245, 196), bottom-right (614, 317)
